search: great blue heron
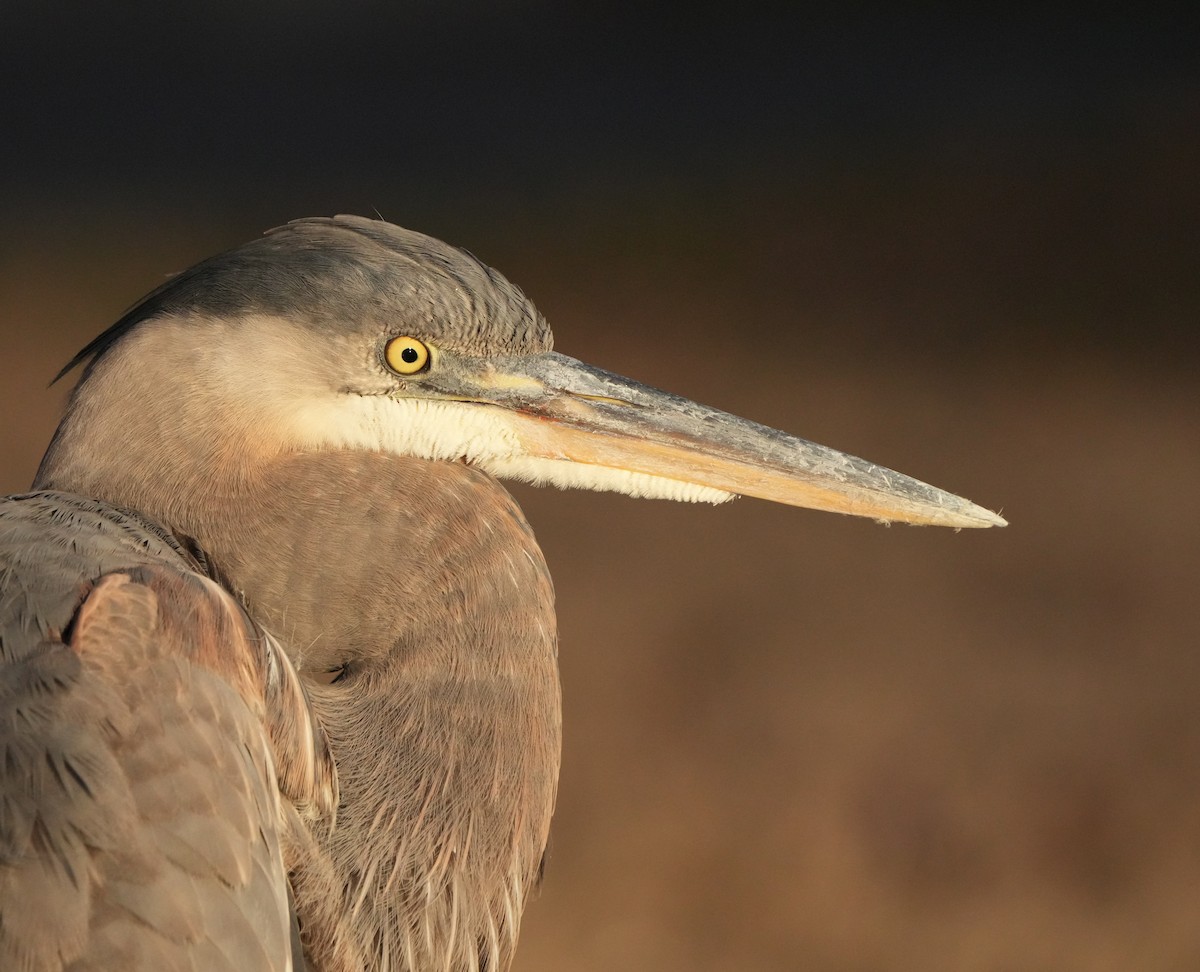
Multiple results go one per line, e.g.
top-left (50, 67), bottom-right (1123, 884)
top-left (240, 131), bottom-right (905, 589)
top-left (0, 216), bottom-right (1003, 971)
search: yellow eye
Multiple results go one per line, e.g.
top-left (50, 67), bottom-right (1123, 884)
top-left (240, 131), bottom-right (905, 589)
top-left (384, 336), bottom-right (430, 375)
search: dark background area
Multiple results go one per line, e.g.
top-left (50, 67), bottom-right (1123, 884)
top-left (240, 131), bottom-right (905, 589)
top-left (2, 5), bottom-right (1198, 969)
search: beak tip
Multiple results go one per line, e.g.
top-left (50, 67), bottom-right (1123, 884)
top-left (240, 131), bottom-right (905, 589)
top-left (879, 495), bottom-right (1006, 529)
top-left (952, 503), bottom-right (1008, 529)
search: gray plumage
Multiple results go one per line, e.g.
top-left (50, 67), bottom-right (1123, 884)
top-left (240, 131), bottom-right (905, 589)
top-left (0, 493), bottom-right (335, 971)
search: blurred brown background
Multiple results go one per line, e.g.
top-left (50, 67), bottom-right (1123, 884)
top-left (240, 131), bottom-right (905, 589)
top-left (2, 5), bottom-right (1198, 969)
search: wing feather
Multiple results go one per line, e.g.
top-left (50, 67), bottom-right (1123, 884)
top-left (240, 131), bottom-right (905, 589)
top-left (0, 492), bottom-right (335, 972)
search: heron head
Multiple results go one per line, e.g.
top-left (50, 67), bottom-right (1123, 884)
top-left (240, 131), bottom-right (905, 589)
top-left (39, 215), bottom-right (1004, 528)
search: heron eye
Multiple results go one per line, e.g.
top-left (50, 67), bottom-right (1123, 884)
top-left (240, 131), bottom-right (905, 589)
top-left (384, 336), bottom-right (430, 375)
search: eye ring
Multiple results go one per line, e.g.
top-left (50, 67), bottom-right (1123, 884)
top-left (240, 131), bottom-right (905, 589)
top-left (384, 336), bottom-right (431, 376)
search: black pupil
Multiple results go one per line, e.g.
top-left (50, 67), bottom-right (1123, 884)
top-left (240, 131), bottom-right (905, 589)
top-left (401, 346), bottom-right (419, 364)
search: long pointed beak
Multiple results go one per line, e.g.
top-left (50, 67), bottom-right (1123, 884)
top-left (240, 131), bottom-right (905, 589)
top-left (434, 351), bottom-right (1006, 529)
